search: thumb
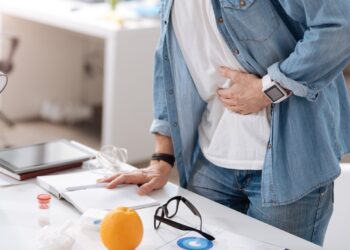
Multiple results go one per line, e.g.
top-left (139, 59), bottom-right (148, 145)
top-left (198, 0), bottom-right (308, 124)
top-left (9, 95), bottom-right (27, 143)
top-left (219, 66), bottom-right (244, 84)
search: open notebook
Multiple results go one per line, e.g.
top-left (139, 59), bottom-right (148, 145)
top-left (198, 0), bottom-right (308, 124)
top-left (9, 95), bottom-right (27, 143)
top-left (37, 170), bottom-right (159, 213)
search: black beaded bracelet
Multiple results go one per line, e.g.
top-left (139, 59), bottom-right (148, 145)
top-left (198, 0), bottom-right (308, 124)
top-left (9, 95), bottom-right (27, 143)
top-left (151, 153), bottom-right (175, 167)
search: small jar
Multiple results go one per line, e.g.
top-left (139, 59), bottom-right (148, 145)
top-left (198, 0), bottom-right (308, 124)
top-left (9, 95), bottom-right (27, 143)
top-left (37, 194), bottom-right (51, 227)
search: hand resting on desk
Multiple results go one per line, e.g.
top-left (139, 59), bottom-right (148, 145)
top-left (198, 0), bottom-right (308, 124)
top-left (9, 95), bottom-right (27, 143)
top-left (97, 160), bottom-right (172, 195)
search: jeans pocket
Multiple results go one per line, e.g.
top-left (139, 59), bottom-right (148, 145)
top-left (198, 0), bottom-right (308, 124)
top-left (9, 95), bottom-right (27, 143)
top-left (319, 184), bottom-right (329, 197)
top-left (318, 183), bottom-right (334, 204)
top-left (219, 0), bottom-right (280, 42)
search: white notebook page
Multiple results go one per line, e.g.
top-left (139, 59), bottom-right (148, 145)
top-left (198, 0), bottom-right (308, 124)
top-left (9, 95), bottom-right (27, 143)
top-left (63, 185), bottom-right (159, 213)
top-left (37, 170), bottom-right (107, 194)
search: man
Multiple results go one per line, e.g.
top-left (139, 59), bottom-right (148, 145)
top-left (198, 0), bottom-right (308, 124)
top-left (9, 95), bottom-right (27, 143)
top-left (100, 0), bottom-right (350, 245)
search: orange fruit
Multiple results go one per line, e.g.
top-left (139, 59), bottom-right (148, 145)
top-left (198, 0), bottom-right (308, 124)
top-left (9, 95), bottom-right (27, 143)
top-left (100, 207), bottom-right (143, 250)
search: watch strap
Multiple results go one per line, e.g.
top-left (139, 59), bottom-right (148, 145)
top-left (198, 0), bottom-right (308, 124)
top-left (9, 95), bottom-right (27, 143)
top-left (262, 75), bottom-right (290, 103)
top-left (151, 153), bottom-right (175, 167)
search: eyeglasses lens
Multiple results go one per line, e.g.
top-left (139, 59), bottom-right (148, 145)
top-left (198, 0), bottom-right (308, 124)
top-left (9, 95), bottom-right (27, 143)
top-left (155, 207), bottom-right (164, 229)
top-left (166, 198), bottom-right (179, 218)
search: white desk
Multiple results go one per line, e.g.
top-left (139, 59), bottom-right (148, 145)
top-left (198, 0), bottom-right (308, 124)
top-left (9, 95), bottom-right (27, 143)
top-left (0, 0), bottom-right (160, 162)
top-left (0, 173), bottom-right (321, 250)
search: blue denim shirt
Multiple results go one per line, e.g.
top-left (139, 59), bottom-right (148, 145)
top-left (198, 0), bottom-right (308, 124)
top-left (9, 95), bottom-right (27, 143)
top-left (150, 0), bottom-right (350, 206)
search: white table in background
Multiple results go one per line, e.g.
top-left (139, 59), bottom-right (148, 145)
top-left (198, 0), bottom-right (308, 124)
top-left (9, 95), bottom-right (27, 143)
top-left (0, 170), bottom-right (321, 250)
top-left (0, 0), bottom-right (160, 162)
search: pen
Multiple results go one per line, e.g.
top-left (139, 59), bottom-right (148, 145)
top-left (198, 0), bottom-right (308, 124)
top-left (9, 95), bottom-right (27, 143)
top-left (66, 183), bottom-right (108, 192)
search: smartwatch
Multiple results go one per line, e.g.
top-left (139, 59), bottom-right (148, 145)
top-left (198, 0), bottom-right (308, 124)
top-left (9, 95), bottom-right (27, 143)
top-left (262, 75), bottom-right (291, 103)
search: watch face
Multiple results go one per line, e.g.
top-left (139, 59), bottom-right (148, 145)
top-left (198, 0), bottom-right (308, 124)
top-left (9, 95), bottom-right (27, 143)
top-left (265, 85), bottom-right (284, 102)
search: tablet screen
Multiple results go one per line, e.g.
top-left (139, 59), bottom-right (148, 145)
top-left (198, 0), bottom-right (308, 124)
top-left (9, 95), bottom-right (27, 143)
top-left (0, 140), bottom-right (92, 172)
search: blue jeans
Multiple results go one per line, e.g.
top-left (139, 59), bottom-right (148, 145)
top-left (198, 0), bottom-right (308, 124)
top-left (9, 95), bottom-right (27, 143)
top-left (187, 150), bottom-right (334, 246)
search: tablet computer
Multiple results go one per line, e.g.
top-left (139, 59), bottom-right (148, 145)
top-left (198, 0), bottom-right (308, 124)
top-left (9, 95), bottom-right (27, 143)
top-left (0, 139), bottom-right (94, 174)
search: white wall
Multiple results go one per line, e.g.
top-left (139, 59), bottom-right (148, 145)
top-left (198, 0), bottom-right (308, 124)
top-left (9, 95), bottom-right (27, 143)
top-left (1, 15), bottom-right (103, 120)
top-left (324, 164), bottom-right (350, 250)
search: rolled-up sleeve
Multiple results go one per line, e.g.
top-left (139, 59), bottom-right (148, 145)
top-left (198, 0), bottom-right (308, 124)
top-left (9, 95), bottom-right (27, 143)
top-left (268, 0), bottom-right (350, 102)
top-left (268, 62), bottom-right (319, 101)
top-left (150, 119), bottom-right (171, 136)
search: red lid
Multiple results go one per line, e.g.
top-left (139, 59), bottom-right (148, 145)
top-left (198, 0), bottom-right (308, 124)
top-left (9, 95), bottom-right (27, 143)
top-left (37, 194), bottom-right (51, 201)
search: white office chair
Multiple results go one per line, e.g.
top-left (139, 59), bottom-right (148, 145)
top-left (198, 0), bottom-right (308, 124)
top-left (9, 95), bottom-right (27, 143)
top-left (323, 163), bottom-right (350, 250)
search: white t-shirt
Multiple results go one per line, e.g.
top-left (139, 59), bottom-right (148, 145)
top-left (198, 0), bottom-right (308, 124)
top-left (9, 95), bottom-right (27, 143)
top-left (171, 0), bottom-right (270, 170)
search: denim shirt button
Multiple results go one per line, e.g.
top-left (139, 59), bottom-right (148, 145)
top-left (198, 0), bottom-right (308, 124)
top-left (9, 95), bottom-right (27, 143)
top-left (268, 143), bottom-right (272, 149)
top-left (233, 49), bottom-right (240, 55)
top-left (168, 89), bottom-right (174, 95)
top-left (240, 0), bottom-right (246, 7)
top-left (173, 122), bottom-right (178, 127)
top-left (164, 55), bottom-right (168, 61)
top-left (218, 17), bottom-right (224, 23)
top-left (164, 20), bottom-right (167, 25)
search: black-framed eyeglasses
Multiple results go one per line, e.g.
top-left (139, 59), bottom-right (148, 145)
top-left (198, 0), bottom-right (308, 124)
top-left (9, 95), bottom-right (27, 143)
top-left (154, 196), bottom-right (215, 241)
top-left (0, 72), bottom-right (8, 94)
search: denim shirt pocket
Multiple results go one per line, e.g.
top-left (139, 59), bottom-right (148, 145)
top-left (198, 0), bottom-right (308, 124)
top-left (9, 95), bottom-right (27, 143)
top-left (220, 0), bottom-right (280, 42)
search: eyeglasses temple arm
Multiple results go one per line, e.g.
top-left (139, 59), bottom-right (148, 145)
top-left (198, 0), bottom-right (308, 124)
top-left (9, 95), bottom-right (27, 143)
top-left (155, 216), bottom-right (215, 241)
top-left (182, 198), bottom-right (204, 230)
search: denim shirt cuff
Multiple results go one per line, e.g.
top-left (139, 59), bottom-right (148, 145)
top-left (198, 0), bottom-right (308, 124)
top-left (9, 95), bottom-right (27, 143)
top-left (150, 119), bottom-right (171, 136)
top-left (268, 62), bottom-right (319, 102)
